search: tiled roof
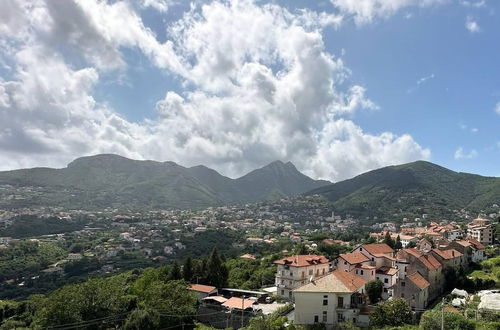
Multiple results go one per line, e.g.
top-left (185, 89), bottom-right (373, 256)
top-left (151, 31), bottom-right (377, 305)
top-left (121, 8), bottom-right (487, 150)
top-left (355, 264), bottom-right (376, 269)
top-left (432, 248), bottom-right (462, 260)
top-left (294, 270), bottom-right (366, 293)
top-left (403, 248), bottom-right (422, 258)
top-left (189, 284), bottom-right (217, 293)
top-left (407, 272), bottom-right (430, 289)
top-left (361, 243), bottom-right (394, 256)
top-left (339, 252), bottom-right (369, 264)
top-left (202, 296), bottom-right (228, 303)
top-left (376, 266), bottom-right (398, 276)
top-left (240, 253), bottom-right (256, 259)
top-left (418, 254), bottom-right (442, 271)
top-left (222, 297), bottom-right (255, 310)
top-left (454, 240), bottom-right (472, 247)
top-left (274, 255), bottom-right (329, 267)
top-left (467, 238), bottom-right (485, 250)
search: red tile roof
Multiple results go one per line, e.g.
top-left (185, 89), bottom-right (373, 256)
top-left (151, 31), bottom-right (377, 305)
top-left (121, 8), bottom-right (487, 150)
top-left (274, 255), bottom-right (329, 267)
top-left (407, 272), bottom-right (430, 289)
top-left (432, 248), bottom-right (462, 260)
top-left (361, 244), bottom-right (394, 256)
top-left (189, 284), bottom-right (217, 293)
top-left (339, 252), bottom-right (370, 264)
top-left (240, 254), bottom-right (256, 259)
top-left (466, 238), bottom-right (485, 250)
top-left (222, 297), bottom-right (255, 310)
top-left (294, 270), bottom-right (366, 293)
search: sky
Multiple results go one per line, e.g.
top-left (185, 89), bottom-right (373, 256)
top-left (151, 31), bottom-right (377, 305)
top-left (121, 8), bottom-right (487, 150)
top-left (0, 0), bottom-right (499, 182)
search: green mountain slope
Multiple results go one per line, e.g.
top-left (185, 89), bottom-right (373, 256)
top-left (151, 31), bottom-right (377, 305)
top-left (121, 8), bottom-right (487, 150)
top-left (0, 154), bottom-right (329, 210)
top-left (307, 161), bottom-right (500, 220)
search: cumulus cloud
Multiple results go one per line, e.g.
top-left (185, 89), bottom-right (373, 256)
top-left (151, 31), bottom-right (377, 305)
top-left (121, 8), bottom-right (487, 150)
top-left (330, 0), bottom-right (445, 24)
top-left (465, 16), bottom-right (480, 33)
top-left (454, 147), bottom-right (478, 159)
top-left (495, 102), bottom-right (500, 115)
top-left (0, 0), bottom-right (430, 181)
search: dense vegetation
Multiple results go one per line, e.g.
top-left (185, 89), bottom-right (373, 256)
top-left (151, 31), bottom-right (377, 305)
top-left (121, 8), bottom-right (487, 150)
top-left (0, 154), bottom-right (328, 210)
top-left (308, 161), bottom-right (500, 220)
top-left (0, 215), bottom-right (89, 238)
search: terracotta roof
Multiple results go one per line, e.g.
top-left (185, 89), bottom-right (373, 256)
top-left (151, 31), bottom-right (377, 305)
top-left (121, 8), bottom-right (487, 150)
top-left (294, 270), bottom-right (366, 293)
top-left (418, 254), bottom-right (442, 271)
top-left (355, 264), bottom-right (376, 269)
top-left (432, 248), bottom-right (462, 260)
top-left (274, 255), bottom-right (329, 267)
top-left (339, 252), bottom-right (369, 264)
top-left (466, 238), bottom-right (485, 250)
top-left (222, 297), bottom-right (255, 310)
top-left (376, 266), bottom-right (398, 276)
top-left (402, 248), bottom-right (422, 258)
top-left (374, 253), bottom-right (396, 261)
top-left (407, 272), bottom-right (430, 289)
top-left (361, 244), bottom-right (394, 256)
top-left (189, 284), bottom-right (217, 293)
top-left (240, 254), bottom-right (256, 259)
top-left (454, 240), bottom-right (472, 247)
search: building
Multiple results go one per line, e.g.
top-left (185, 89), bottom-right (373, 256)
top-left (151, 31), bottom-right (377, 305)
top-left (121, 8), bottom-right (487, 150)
top-left (393, 271), bottom-right (430, 311)
top-left (467, 217), bottom-right (495, 246)
top-left (274, 255), bottom-right (330, 300)
top-left (189, 284), bottom-right (218, 300)
top-left (430, 248), bottom-right (464, 271)
top-left (294, 270), bottom-right (369, 328)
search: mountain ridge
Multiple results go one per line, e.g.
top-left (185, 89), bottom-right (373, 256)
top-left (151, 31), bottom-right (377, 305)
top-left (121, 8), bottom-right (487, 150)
top-left (0, 154), bottom-right (329, 210)
top-left (306, 160), bottom-right (500, 220)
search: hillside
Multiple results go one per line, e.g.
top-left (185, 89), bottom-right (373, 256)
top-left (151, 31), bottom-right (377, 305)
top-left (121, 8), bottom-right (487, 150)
top-left (307, 161), bottom-right (500, 220)
top-left (0, 154), bottom-right (329, 210)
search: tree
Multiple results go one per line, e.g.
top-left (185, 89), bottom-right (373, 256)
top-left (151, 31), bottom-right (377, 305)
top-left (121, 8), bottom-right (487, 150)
top-left (205, 248), bottom-right (228, 288)
top-left (383, 232), bottom-right (395, 249)
top-left (183, 257), bottom-right (193, 282)
top-left (294, 243), bottom-right (309, 255)
top-left (123, 308), bottom-right (160, 330)
top-left (406, 240), bottom-right (417, 249)
top-left (170, 261), bottom-right (182, 280)
top-left (365, 280), bottom-right (383, 303)
top-left (420, 309), bottom-right (475, 330)
top-left (370, 299), bottom-right (413, 328)
top-left (395, 235), bottom-right (403, 250)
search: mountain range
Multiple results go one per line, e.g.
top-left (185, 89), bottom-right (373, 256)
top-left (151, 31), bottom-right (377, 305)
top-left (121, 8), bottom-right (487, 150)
top-left (0, 154), bottom-right (329, 210)
top-left (308, 161), bottom-right (500, 220)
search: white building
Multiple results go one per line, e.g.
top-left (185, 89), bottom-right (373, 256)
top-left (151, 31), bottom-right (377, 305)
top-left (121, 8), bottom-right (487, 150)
top-left (274, 255), bottom-right (330, 300)
top-left (294, 270), bottom-right (369, 328)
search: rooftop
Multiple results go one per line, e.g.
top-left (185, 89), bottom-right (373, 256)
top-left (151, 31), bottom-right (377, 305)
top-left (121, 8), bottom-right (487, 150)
top-left (294, 270), bottom-right (366, 293)
top-left (274, 254), bottom-right (329, 267)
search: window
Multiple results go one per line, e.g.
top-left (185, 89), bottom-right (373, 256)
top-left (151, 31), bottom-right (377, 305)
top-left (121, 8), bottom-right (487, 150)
top-left (281, 290), bottom-right (284, 295)
top-left (322, 311), bottom-right (327, 323)
top-left (338, 296), bottom-right (344, 308)
top-left (401, 293), bottom-right (405, 298)
top-left (309, 269), bottom-right (313, 275)
top-left (372, 271), bottom-right (374, 275)
top-left (314, 315), bottom-right (319, 323)
top-left (383, 288), bottom-right (388, 292)
top-left (344, 261), bottom-right (347, 265)
top-left (371, 257), bottom-right (374, 261)
top-left (302, 271), bottom-right (305, 278)
top-left (355, 270), bottom-right (358, 274)
top-left (360, 270), bottom-right (364, 275)
top-left (360, 248), bottom-right (363, 251)
top-left (337, 313), bottom-right (344, 322)
top-left (323, 295), bottom-right (328, 306)
top-left (322, 269), bottom-right (325, 275)
top-left (290, 272), bottom-right (293, 276)
top-left (401, 281), bottom-right (405, 287)
top-left (289, 291), bottom-right (293, 298)
top-left (384, 278), bottom-right (388, 284)
top-left (353, 318), bottom-right (357, 324)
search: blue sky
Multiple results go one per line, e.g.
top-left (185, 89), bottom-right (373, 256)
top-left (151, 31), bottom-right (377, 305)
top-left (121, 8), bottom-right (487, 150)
top-left (0, 0), bottom-right (499, 180)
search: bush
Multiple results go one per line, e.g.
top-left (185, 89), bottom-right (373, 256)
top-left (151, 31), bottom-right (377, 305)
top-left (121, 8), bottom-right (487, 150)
top-left (420, 310), bottom-right (475, 330)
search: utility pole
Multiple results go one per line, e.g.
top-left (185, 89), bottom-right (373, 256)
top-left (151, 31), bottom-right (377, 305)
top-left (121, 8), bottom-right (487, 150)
top-left (441, 297), bottom-right (445, 330)
top-left (241, 295), bottom-right (246, 329)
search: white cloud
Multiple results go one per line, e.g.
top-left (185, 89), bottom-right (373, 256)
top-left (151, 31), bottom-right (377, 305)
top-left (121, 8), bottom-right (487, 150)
top-left (141, 0), bottom-right (173, 12)
top-left (459, 123), bottom-right (479, 133)
top-left (495, 102), bottom-right (500, 115)
top-left (460, 1), bottom-right (486, 8)
top-left (454, 147), bottom-right (478, 159)
top-left (417, 73), bottom-right (435, 85)
top-left (465, 16), bottom-right (480, 33)
top-left (330, 0), bottom-right (445, 24)
top-left (0, 0), bottom-right (430, 181)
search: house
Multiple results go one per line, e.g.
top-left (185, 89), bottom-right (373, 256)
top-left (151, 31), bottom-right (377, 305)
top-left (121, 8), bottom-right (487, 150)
top-left (274, 255), bottom-right (330, 300)
top-left (375, 266), bottom-right (399, 299)
top-left (430, 248), bottom-right (464, 271)
top-left (416, 238), bottom-right (432, 251)
top-left (466, 238), bottom-right (487, 263)
top-left (467, 217), bottom-right (495, 245)
top-left (393, 271), bottom-right (430, 311)
top-left (445, 240), bottom-right (473, 266)
top-left (67, 253), bottom-right (83, 261)
top-left (189, 284), bottom-right (218, 300)
top-left (294, 270), bottom-right (369, 329)
top-left (240, 253), bottom-right (256, 260)
top-left (352, 243), bottom-right (395, 269)
top-left (396, 248), bottom-right (443, 301)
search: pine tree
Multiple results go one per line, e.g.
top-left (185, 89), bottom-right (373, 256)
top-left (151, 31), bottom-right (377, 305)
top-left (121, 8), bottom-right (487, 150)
top-left (383, 232), bottom-right (395, 249)
top-left (183, 256), bottom-right (193, 282)
top-left (395, 235), bottom-right (403, 250)
top-left (169, 261), bottom-right (182, 280)
top-left (205, 248), bottom-right (228, 288)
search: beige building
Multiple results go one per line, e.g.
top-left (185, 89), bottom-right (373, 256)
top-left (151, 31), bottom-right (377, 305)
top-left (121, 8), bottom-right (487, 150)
top-left (274, 254), bottom-right (330, 300)
top-left (294, 270), bottom-right (369, 328)
top-left (393, 271), bottom-right (430, 311)
top-left (467, 218), bottom-right (495, 246)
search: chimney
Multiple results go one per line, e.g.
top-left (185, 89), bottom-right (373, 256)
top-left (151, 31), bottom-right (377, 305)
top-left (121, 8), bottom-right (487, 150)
top-left (452, 250), bottom-right (455, 257)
